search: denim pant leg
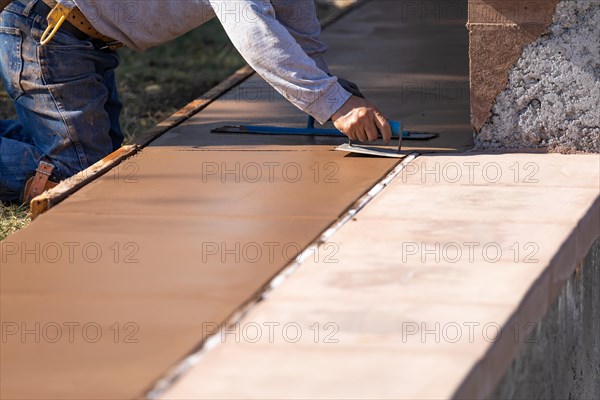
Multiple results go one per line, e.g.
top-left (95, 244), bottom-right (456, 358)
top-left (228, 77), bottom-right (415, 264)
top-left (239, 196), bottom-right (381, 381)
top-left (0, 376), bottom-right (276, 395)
top-left (0, 0), bottom-right (123, 203)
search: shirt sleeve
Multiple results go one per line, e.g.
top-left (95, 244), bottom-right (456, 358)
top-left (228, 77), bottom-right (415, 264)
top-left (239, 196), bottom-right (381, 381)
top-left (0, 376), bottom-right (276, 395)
top-left (270, 0), bottom-right (330, 74)
top-left (209, 0), bottom-right (351, 124)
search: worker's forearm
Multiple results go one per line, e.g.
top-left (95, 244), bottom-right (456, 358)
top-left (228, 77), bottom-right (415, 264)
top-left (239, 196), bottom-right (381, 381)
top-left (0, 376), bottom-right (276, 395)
top-left (209, 0), bottom-right (351, 124)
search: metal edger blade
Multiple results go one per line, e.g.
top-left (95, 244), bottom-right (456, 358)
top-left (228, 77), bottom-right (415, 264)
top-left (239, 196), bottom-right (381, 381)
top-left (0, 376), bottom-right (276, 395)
top-left (334, 142), bottom-right (406, 158)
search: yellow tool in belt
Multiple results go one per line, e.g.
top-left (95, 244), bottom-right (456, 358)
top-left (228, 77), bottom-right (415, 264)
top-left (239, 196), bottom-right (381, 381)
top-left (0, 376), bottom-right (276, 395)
top-left (39, 2), bottom-right (71, 46)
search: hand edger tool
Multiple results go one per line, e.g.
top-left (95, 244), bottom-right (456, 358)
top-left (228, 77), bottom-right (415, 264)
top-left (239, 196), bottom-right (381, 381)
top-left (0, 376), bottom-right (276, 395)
top-left (212, 116), bottom-right (438, 158)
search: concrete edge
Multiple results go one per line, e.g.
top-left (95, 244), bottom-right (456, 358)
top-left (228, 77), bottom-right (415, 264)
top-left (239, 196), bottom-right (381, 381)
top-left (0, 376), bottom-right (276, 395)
top-left (28, 145), bottom-right (140, 220)
top-left (142, 152), bottom-right (420, 400)
top-left (452, 193), bottom-right (600, 399)
top-left (490, 238), bottom-right (600, 399)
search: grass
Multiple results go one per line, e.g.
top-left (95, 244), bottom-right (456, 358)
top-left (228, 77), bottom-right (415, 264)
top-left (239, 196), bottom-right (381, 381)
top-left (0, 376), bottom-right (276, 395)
top-left (0, 2), bottom-right (342, 240)
top-left (0, 204), bottom-right (30, 241)
top-left (116, 18), bottom-right (247, 144)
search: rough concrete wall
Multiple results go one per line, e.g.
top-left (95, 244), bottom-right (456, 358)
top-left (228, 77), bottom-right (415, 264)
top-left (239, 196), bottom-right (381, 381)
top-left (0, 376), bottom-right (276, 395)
top-left (468, 0), bottom-right (559, 131)
top-left (492, 239), bottom-right (600, 399)
top-left (475, 0), bottom-right (600, 152)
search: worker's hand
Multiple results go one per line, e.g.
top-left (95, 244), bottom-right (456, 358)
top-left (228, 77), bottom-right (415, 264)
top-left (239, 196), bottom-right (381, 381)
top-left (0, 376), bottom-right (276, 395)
top-left (331, 96), bottom-right (392, 143)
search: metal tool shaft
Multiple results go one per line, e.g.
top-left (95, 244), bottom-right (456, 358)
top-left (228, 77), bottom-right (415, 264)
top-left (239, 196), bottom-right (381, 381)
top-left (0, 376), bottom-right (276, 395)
top-left (212, 116), bottom-right (438, 141)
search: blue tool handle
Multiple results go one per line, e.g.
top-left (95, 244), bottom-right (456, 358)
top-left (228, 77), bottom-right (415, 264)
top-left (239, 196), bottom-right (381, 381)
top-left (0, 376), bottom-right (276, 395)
top-left (307, 116), bottom-right (401, 136)
top-left (212, 115), bottom-right (439, 139)
top-left (388, 120), bottom-right (401, 136)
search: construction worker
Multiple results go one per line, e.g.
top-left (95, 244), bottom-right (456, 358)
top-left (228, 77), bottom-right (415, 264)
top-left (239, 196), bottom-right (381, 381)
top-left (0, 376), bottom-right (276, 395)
top-left (0, 0), bottom-right (392, 204)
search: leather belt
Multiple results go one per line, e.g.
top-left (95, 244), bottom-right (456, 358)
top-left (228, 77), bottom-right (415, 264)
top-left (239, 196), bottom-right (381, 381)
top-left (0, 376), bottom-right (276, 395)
top-left (32, 0), bottom-right (122, 49)
top-left (22, 160), bottom-right (58, 203)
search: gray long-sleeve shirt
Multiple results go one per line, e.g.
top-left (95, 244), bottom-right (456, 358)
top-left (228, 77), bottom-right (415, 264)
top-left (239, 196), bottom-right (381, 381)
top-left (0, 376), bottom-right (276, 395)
top-left (59, 0), bottom-right (351, 123)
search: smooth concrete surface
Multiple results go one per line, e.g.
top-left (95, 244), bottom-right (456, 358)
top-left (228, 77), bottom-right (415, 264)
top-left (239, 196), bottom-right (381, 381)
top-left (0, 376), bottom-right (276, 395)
top-left (0, 149), bottom-right (398, 400)
top-left (0, 1), bottom-right (472, 399)
top-left (44, 149), bottom-right (398, 219)
top-left (493, 239), bottom-right (600, 400)
top-left (162, 153), bottom-right (599, 399)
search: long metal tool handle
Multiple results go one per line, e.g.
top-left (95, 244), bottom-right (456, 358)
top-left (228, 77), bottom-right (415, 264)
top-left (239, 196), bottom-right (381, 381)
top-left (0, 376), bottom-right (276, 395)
top-left (308, 116), bottom-right (402, 137)
top-left (212, 116), bottom-right (439, 140)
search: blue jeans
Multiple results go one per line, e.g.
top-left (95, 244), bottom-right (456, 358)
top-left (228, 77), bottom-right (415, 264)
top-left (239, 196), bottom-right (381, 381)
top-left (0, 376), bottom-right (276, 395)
top-left (0, 0), bottom-right (123, 203)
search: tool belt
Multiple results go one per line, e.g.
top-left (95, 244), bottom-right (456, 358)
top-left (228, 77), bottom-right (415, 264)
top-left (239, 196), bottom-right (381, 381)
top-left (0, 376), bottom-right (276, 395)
top-left (30, 0), bottom-right (122, 50)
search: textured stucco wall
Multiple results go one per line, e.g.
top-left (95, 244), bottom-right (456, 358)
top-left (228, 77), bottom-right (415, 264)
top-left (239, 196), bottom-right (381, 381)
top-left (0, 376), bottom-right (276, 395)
top-left (468, 0), bottom-right (560, 132)
top-left (492, 239), bottom-right (600, 399)
top-left (472, 0), bottom-right (600, 152)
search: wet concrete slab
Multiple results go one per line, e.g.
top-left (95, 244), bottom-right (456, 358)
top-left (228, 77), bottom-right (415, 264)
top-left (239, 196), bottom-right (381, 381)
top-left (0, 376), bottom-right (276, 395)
top-left (46, 148), bottom-right (398, 219)
top-left (0, 147), bottom-right (398, 399)
top-left (162, 153), bottom-right (599, 399)
top-left (1, 0), bottom-right (472, 398)
top-left (1, 214), bottom-right (331, 399)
